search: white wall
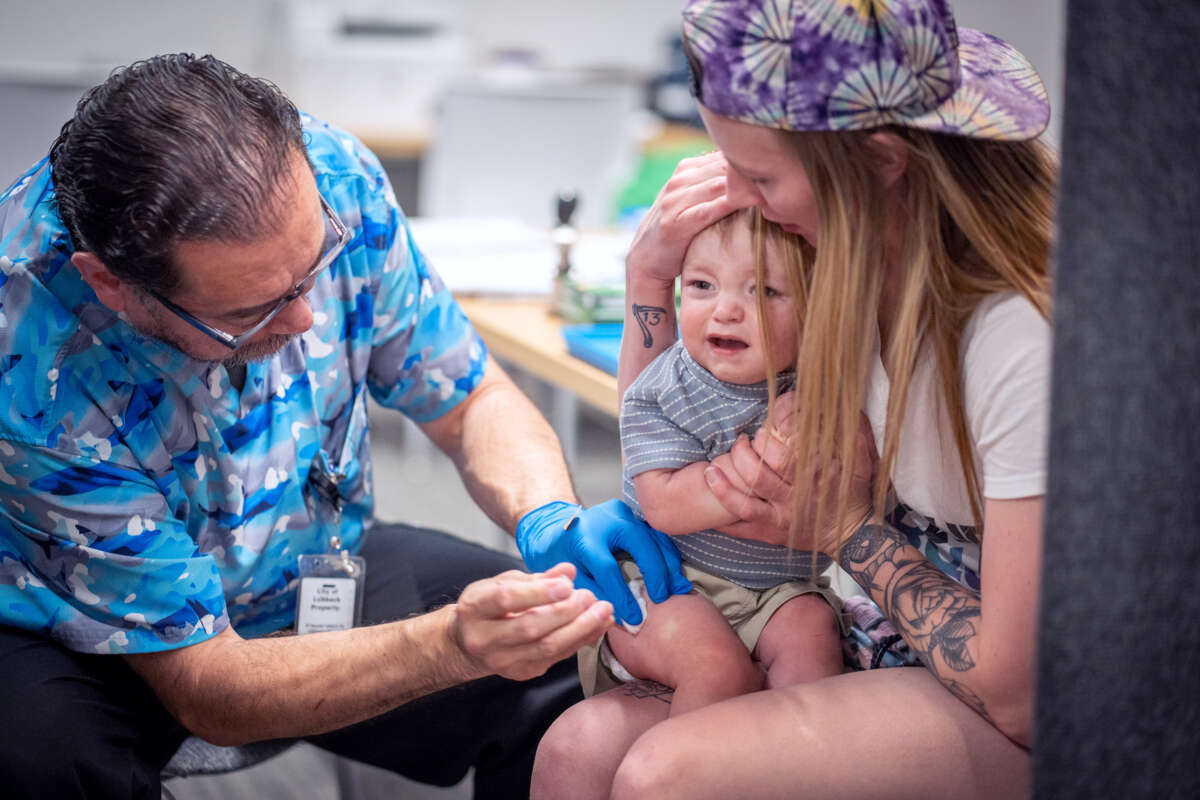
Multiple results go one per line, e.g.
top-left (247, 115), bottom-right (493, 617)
top-left (0, 0), bottom-right (686, 88)
top-left (0, 0), bottom-right (286, 181)
top-left (456, 0), bottom-right (685, 74)
top-left (0, 0), bottom-right (688, 175)
top-left (0, 0), bottom-right (1067, 190)
top-left (0, 0), bottom-right (282, 83)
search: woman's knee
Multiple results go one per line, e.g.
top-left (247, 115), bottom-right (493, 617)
top-left (531, 708), bottom-right (586, 792)
top-left (610, 684), bottom-right (828, 800)
top-left (534, 687), bottom-right (676, 800)
top-left (611, 723), bottom-right (695, 800)
top-left (532, 700), bottom-right (624, 800)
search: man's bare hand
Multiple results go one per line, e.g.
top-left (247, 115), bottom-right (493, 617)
top-left (451, 563), bottom-right (613, 682)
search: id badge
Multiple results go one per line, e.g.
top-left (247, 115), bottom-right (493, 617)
top-left (295, 549), bottom-right (366, 634)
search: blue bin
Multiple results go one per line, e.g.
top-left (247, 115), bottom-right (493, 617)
top-left (562, 323), bottom-right (623, 376)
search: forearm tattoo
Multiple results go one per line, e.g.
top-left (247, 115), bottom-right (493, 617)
top-left (631, 304), bottom-right (668, 348)
top-left (621, 679), bottom-right (674, 705)
top-left (839, 524), bottom-right (991, 721)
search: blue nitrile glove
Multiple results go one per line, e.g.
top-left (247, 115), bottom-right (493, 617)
top-left (515, 498), bottom-right (692, 626)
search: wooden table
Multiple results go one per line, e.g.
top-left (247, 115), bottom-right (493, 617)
top-left (456, 296), bottom-right (620, 419)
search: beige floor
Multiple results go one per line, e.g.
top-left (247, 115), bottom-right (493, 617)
top-left (164, 363), bottom-right (623, 800)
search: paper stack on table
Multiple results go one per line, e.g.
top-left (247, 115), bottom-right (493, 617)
top-left (408, 216), bottom-right (630, 300)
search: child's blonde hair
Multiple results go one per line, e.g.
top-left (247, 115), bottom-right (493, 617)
top-left (762, 127), bottom-right (1056, 544)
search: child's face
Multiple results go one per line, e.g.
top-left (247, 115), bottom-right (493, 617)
top-left (678, 223), bottom-right (799, 385)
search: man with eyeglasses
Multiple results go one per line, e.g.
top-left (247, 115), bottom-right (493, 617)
top-left (0, 54), bottom-right (690, 799)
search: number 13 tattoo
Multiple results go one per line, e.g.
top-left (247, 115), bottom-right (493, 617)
top-left (632, 304), bottom-right (668, 348)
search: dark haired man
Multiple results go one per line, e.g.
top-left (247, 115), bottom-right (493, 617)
top-left (0, 54), bottom-right (689, 798)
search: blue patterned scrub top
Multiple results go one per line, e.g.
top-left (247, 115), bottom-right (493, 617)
top-left (0, 114), bottom-right (488, 654)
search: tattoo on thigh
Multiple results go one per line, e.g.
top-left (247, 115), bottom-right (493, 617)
top-left (632, 304), bottom-right (668, 348)
top-left (622, 680), bottom-right (674, 705)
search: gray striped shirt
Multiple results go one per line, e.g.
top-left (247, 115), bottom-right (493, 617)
top-left (621, 341), bottom-right (831, 589)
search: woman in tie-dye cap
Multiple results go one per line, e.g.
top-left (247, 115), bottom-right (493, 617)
top-left (533, 2), bottom-right (1054, 797)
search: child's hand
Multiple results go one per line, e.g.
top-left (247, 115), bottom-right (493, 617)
top-left (708, 451), bottom-right (752, 495)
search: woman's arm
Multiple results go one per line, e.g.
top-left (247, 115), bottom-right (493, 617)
top-left (705, 415), bottom-right (1042, 743)
top-left (620, 152), bottom-right (746, 396)
top-left (838, 496), bottom-right (1043, 746)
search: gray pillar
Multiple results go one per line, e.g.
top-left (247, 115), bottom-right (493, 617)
top-left (1034, 2), bottom-right (1200, 797)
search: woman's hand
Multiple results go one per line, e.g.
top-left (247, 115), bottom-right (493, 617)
top-left (707, 409), bottom-right (879, 555)
top-left (708, 436), bottom-right (792, 545)
top-left (621, 151), bottom-right (751, 393)
top-left (625, 151), bottom-right (749, 286)
top-left (804, 415), bottom-right (878, 556)
top-left (707, 392), bottom-right (799, 546)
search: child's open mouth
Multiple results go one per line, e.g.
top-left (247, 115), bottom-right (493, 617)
top-left (708, 336), bottom-right (748, 352)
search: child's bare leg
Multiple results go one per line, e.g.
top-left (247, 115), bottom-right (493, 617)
top-left (607, 592), bottom-right (761, 716)
top-left (753, 592), bottom-right (844, 689)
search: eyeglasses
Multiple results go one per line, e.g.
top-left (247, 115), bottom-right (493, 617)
top-left (148, 195), bottom-right (353, 350)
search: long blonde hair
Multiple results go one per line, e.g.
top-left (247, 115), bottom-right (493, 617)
top-left (767, 127), bottom-right (1056, 542)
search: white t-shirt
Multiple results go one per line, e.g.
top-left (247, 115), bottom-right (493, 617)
top-left (863, 292), bottom-right (1050, 579)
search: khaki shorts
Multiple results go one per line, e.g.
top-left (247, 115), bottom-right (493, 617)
top-left (578, 560), bottom-right (851, 697)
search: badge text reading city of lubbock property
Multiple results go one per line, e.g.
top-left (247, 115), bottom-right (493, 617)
top-left (296, 577), bottom-right (357, 634)
top-left (295, 550), bottom-right (366, 633)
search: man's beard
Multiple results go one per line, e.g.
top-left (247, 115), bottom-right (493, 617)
top-left (220, 334), bottom-right (297, 367)
top-left (133, 311), bottom-right (297, 368)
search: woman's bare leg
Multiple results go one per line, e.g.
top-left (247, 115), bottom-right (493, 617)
top-left (530, 681), bottom-right (673, 800)
top-left (611, 667), bottom-right (1029, 800)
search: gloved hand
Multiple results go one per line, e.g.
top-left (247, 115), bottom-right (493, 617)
top-left (516, 498), bottom-right (692, 626)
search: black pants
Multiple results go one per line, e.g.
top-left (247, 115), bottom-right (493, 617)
top-left (0, 524), bottom-right (583, 800)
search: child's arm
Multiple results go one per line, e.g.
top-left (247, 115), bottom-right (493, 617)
top-left (633, 453), bottom-right (748, 534)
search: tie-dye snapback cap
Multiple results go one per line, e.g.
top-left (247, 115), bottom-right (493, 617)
top-left (682, 0), bottom-right (1050, 141)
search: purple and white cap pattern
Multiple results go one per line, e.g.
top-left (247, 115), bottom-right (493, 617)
top-left (682, 0), bottom-right (1050, 141)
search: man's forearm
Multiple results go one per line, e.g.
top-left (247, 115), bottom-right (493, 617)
top-left (129, 564), bottom-right (605, 746)
top-left (128, 605), bottom-right (477, 746)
